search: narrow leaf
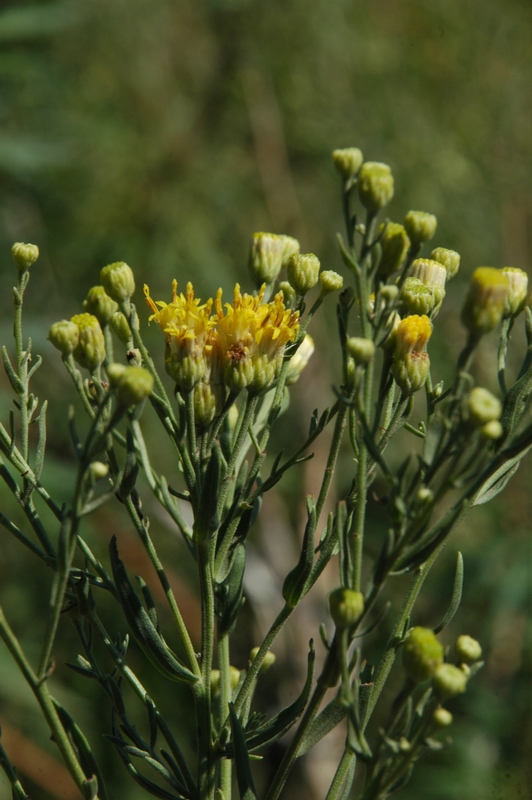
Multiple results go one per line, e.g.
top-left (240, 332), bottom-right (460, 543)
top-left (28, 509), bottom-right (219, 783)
top-left (298, 696), bottom-right (348, 756)
top-left (229, 704), bottom-right (258, 800)
top-left (434, 552), bottom-right (463, 634)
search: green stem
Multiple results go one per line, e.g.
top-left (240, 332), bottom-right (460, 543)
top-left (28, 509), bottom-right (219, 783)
top-left (325, 750), bottom-right (356, 800)
top-left (218, 634), bottom-right (232, 800)
top-left (217, 394), bottom-right (258, 516)
top-left (197, 539), bottom-right (216, 799)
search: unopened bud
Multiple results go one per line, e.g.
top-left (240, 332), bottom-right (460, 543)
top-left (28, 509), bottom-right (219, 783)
top-left (411, 258), bottom-right (447, 309)
top-left (481, 420), bottom-right (503, 440)
top-left (248, 232), bottom-right (286, 286)
top-left (455, 635), bottom-right (482, 664)
top-left (279, 281), bottom-right (296, 307)
top-left (380, 284), bottom-right (399, 304)
top-left (332, 147), bottom-right (364, 179)
top-left (501, 267), bottom-right (528, 318)
top-left (377, 222), bottom-right (411, 276)
top-left (358, 162), bottom-right (394, 213)
top-left (416, 486), bottom-right (433, 503)
top-left (48, 320), bottom-right (80, 356)
top-left (70, 313), bottom-right (106, 371)
top-left (280, 235), bottom-right (301, 266)
top-left (287, 253), bottom-right (321, 294)
top-left (286, 334), bottom-right (315, 385)
top-left (328, 588), bottom-right (365, 628)
top-left (83, 285), bottom-right (118, 325)
top-left (250, 647), bottom-right (276, 672)
top-left (433, 707), bottom-right (453, 727)
top-left (400, 277), bottom-right (436, 316)
top-left (347, 337), bottom-right (375, 365)
top-left (127, 348), bottom-right (142, 366)
top-left (391, 315), bottom-right (432, 395)
top-left (88, 461), bottom-right (109, 482)
top-left (12, 242), bottom-right (39, 273)
top-left (229, 666), bottom-right (241, 692)
top-left (319, 270), bottom-right (344, 294)
top-left (433, 663), bottom-right (467, 699)
top-left (110, 312), bottom-right (132, 345)
top-left (431, 247), bottom-right (460, 280)
top-left (100, 262), bottom-right (135, 303)
top-left (210, 670), bottom-right (221, 694)
top-left (467, 387), bottom-right (502, 426)
top-left (404, 211), bottom-right (437, 245)
top-left (461, 267), bottom-right (509, 337)
top-left (402, 627), bottom-right (443, 683)
top-left (108, 364), bottom-right (154, 406)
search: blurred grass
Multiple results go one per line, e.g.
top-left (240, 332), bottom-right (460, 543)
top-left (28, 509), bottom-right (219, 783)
top-left (0, 0), bottom-right (531, 798)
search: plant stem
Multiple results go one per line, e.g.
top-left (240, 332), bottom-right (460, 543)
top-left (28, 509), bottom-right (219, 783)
top-left (325, 749), bottom-right (356, 800)
top-left (218, 634), bottom-right (232, 800)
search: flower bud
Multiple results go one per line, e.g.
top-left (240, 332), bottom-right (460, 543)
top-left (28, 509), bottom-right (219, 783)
top-left (391, 315), bottom-right (432, 395)
top-left (404, 211), bottom-right (437, 245)
top-left (280, 235), bottom-right (300, 266)
top-left (377, 222), bottom-right (411, 276)
top-left (432, 663), bottom-right (467, 699)
top-left (248, 232), bottom-right (286, 286)
top-left (411, 258), bottom-right (447, 309)
top-left (11, 242), bottom-right (39, 273)
top-left (347, 337), bottom-right (375, 365)
top-left (287, 253), bottom-right (321, 294)
top-left (357, 162), bottom-right (394, 212)
top-left (481, 420), bottom-right (503, 440)
top-left (431, 247), bottom-right (460, 280)
top-left (380, 284), bottom-right (399, 304)
top-left (328, 588), bottom-right (365, 628)
top-left (467, 387), bottom-right (501, 426)
top-left (332, 147), bottom-right (364, 179)
top-left (110, 311), bottom-right (133, 345)
top-left (461, 267), bottom-right (509, 337)
top-left (400, 277), bottom-right (436, 316)
top-left (319, 270), bottom-right (344, 294)
top-left (250, 647), bottom-right (276, 673)
top-left (286, 334), bottom-right (315, 385)
top-left (416, 486), bottom-right (433, 503)
top-left (229, 666), bottom-right (241, 692)
top-left (501, 267), bottom-right (528, 318)
top-left (70, 313), bottom-right (106, 371)
top-left (100, 262), bottom-right (135, 303)
top-left (83, 285), bottom-right (119, 325)
top-left (108, 364), bottom-right (154, 406)
top-left (88, 461), bottom-right (109, 482)
top-left (402, 627), bottom-right (444, 683)
top-left (193, 381), bottom-right (221, 428)
top-left (279, 281), bottom-right (296, 307)
top-left (210, 670), bottom-right (221, 695)
top-left (48, 320), bottom-right (80, 356)
top-left (433, 707), bottom-right (453, 727)
top-left (455, 635), bottom-right (482, 664)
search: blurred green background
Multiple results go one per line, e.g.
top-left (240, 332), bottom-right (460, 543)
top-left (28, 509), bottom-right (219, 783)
top-left (0, 0), bottom-right (531, 798)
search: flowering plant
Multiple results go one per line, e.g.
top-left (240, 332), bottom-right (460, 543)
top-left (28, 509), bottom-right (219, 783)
top-left (1, 150), bottom-right (531, 800)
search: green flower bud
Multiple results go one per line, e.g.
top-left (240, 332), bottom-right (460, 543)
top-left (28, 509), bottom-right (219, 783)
top-left (380, 284), bottom-right (400, 304)
top-left (100, 262), bottom-right (135, 303)
top-left (286, 334), bottom-right (314, 385)
top-left (467, 387), bottom-right (502, 426)
top-left (400, 277), bottom-right (436, 316)
top-left (193, 381), bottom-right (222, 428)
top-left (279, 280), bottom-right (296, 307)
top-left (108, 364), bottom-right (154, 406)
top-left (377, 222), bottom-right (411, 276)
top-left (88, 461), bottom-right (109, 482)
top-left (280, 235), bottom-right (300, 266)
top-left (416, 486), bottom-right (433, 503)
top-left (501, 267), bottom-right (528, 318)
top-left (430, 247), bottom-right (460, 280)
top-left (332, 147), bottom-right (364, 179)
top-left (433, 707), bottom-right (453, 727)
top-left (319, 270), bottom-right (344, 294)
top-left (432, 663), bottom-right (467, 699)
top-left (287, 253), bottom-right (321, 294)
top-left (404, 211), bottom-right (437, 245)
top-left (48, 320), bottom-right (80, 356)
top-left (328, 588), bottom-right (365, 628)
top-left (11, 242), bottom-right (39, 273)
top-left (229, 666), bottom-right (241, 692)
top-left (210, 670), bottom-right (221, 695)
top-left (357, 162), bottom-right (394, 213)
top-left (250, 647), bottom-right (276, 672)
top-left (347, 337), bottom-right (375, 365)
top-left (391, 315), bottom-right (432, 395)
top-left (110, 311), bottom-right (132, 345)
top-left (70, 313), bottom-right (106, 371)
top-left (83, 285), bottom-right (119, 325)
top-left (461, 267), bottom-right (509, 338)
top-left (481, 419), bottom-right (503, 440)
top-left (127, 348), bottom-right (142, 367)
top-left (411, 258), bottom-right (447, 310)
top-left (455, 635), bottom-right (482, 664)
top-left (402, 627), bottom-right (444, 683)
top-left (248, 232), bottom-right (286, 286)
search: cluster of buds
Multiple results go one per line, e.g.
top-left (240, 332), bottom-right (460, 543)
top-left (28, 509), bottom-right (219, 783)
top-left (248, 232), bottom-right (300, 287)
top-left (49, 313), bottom-right (106, 371)
top-left (465, 386), bottom-right (503, 440)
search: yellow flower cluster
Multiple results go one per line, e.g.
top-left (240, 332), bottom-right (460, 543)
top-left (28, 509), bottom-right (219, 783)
top-left (144, 281), bottom-right (300, 416)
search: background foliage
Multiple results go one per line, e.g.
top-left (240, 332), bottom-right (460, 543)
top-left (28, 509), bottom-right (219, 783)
top-left (0, 1), bottom-right (531, 798)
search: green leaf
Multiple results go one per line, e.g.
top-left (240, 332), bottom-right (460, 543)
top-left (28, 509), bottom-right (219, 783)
top-left (109, 537), bottom-right (198, 684)
top-left (216, 541), bottom-right (246, 636)
top-left (298, 696), bottom-right (348, 756)
top-left (433, 552), bottom-right (463, 634)
top-left (52, 701), bottom-right (109, 800)
top-left (229, 705), bottom-right (258, 800)
top-left (473, 449), bottom-right (530, 505)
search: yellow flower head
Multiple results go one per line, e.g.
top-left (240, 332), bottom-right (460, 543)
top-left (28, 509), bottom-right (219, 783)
top-left (214, 284), bottom-right (300, 394)
top-left (392, 314), bottom-right (432, 395)
top-left (144, 281), bottom-right (214, 391)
